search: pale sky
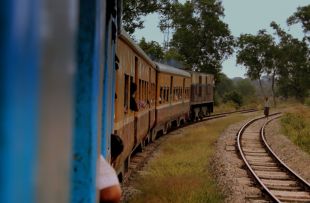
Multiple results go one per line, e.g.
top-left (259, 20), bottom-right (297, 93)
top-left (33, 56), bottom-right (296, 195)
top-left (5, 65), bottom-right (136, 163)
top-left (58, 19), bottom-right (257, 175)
top-left (133, 0), bottom-right (309, 78)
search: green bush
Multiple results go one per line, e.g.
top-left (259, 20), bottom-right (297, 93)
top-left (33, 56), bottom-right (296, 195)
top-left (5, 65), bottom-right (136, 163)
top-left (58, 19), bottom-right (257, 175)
top-left (304, 97), bottom-right (310, 107)
top-left (223, 91), bottom-right (243, 107)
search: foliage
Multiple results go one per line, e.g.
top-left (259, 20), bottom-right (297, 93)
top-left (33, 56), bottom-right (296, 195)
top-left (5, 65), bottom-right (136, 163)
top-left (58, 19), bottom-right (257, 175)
top-left (122, 0), bottom-right (161, 34)
top-left (281, 109), bottom-right (310, 155)
top-left (236, 30), bottom-right (275, 98)
top-left (223, 91), bottom-right (243, 107)
top-left (287, 5), bottom-right (310, 38)
top-left (305, 97), bottom-right (310, 107)
top-left (271, 22), bottom-right (310, 101)
top-left (234, 78), bottom-right (255, 99)
top-left (166, 0), bottom-right (234, 79)
top-left (236, 14), bottom-right (310, 102)
top-left (215, 73), bottom-right (235, 97)
top-left (122, 0), bottom-right (178, 35)
top-left (138, 37), bottom-right (165, 60)
top-left (164, 47), bottom-right (184, 62)
top-left (215, 73), bottom-right (257, 107)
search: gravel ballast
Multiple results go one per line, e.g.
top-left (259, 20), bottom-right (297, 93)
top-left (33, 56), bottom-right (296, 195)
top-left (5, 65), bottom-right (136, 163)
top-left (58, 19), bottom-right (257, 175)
top-left (212, 116), bottom-right (310, 203)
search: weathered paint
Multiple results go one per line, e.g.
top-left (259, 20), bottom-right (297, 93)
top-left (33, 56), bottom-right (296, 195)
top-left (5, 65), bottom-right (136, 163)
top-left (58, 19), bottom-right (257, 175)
top-left (71, 0), bottom-right (102, 202)
top-left (113, 33), bottom-right (157, 172)
top-left (191, 72), bottom-right (214, 104)
top-left (0, 0), bottom-right (39, 202)
top-left (101, 5), bottom-right (116, 158)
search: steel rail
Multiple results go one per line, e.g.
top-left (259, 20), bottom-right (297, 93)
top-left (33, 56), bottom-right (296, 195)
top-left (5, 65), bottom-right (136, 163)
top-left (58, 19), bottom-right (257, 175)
top-left (237, 113), bottom-right (282, 202)
top-left (261, 116), bottom-right (310, 189)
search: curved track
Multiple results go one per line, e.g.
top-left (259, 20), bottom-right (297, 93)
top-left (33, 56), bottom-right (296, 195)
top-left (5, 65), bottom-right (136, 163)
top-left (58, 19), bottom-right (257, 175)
top-left (123, 108), bottom-right (257, 184)
top-left (237, 114), bottom-right (310, 202)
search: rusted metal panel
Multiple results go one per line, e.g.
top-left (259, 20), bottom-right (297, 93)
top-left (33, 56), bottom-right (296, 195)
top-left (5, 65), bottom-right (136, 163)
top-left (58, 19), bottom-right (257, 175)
top-left (113, 120), bottom-right (135, 172)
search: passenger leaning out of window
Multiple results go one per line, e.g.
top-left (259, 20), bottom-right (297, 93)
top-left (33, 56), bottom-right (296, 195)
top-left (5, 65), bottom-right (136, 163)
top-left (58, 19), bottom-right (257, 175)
top-left (97, 134), bottom-right (124, 203)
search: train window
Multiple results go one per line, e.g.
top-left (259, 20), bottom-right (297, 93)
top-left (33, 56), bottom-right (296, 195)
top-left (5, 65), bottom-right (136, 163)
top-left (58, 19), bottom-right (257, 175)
top-left (179, 87), bottom-right (182, 99)
top-left (124, 74), bottom-right (129, 112)
top-left (160, 87), bottom-right (163, 104)
top-left (139, 79), bottom-right (142, 101)
top-left (173, 88), bottom-right (176, 101)
top-left (151, 83), bottom-right (155, 105)
top-left (168, 87), bottom-right (170, 102)
top-left (145, 81), bottom-right (147, 103)
top-left (163, 87), bottom-right (166, 103)
top-left (146, 82), bottom-right (149, 105)
top-left (130, 82), bottom-right (138, 112)
top-left (141, 81), bottom-right (144, 102)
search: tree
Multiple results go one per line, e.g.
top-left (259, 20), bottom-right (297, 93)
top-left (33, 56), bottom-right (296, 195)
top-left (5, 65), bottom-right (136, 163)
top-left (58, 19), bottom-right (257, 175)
top-left (271, 22), bottom-right (310, 101)
top-left (122, 0), bottom-right (161, 34)
top-left (122, 0), bottom-right (177, 35)
top-left (138, 37), bottom-right (165, 60)
top-left (215, 73), bottom-right (235, 98)
top-left (234, 79), bottom-right (256, 99)
top-left (166, 0), bottom-right (234, 80)
top-left (287, 5), bottom-right (310, 38)
top-left (236, 30), bottom-right (275, 98)
top-left (223, 91), bottom-right (243, 107)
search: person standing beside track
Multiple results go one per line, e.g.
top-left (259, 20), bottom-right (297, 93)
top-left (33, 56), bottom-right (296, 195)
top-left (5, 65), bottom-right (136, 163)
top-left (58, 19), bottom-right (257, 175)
top-left (264, 97), bottom-right (270, 117)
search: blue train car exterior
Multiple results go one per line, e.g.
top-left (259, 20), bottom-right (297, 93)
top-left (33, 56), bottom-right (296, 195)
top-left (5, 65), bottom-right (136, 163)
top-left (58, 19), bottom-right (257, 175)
top-left (0, 0), bottom-right (121, 202)
top-left (71, 0), bottom-right (121, 202)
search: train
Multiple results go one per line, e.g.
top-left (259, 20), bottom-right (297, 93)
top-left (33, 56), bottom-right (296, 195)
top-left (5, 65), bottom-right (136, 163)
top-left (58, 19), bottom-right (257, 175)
top-left (0, 1), bottom-right (213, 203)
top-left (114, 31), bottom-right (214, 177)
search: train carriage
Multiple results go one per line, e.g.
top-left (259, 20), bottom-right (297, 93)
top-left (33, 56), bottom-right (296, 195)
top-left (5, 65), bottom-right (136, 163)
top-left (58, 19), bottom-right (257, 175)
top-left (190, 72), bottom-right (214, 120)
top-left (154, 62), bottom-right (191, 138)
top-left (114, 31), bottom-right (156, 176)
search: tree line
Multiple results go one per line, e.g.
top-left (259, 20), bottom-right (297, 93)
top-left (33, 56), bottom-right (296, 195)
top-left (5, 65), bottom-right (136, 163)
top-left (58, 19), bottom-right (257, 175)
top-left (236, 5), bottom-right (310, 103)
top-left (122, 1), bottom-right (310, 103)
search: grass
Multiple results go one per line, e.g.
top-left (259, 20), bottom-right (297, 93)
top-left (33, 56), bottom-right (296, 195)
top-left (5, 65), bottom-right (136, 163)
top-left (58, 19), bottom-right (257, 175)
top-left (214, 101), bottom-right (260, 114)
top-left (129, 114), bottom-right (250, 203)
top-left (280, 104), bottom-right (310, 155)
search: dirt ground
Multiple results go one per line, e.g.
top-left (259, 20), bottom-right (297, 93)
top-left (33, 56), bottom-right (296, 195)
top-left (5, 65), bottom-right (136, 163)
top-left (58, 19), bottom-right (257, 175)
top-left (211, 116), bottom-right (310, 203)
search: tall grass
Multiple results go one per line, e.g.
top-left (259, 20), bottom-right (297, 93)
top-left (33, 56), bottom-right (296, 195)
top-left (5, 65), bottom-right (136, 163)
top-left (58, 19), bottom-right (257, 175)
top-left (129, 115), bottom-right (249, 203)
top-left (281, 105), bottom-right (310, 154)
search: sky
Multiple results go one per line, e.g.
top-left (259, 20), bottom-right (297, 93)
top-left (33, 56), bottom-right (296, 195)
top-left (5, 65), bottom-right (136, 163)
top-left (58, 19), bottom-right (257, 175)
top-left (133, 0), bottom-right (309, 78)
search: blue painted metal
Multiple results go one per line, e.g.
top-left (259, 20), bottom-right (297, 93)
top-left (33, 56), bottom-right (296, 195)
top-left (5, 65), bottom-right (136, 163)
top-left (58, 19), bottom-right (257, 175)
top-left (71, 0), bottom-right (102, 202)
top-left (101, 0), bottom-right (118, 159)
top-left (0, 0), bottom-right (39, 203)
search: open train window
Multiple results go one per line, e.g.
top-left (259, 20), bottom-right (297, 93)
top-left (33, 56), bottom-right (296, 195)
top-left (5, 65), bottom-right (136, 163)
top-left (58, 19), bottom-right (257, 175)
top-left (168, 87), bottom-right (170, 102)
top-left (129, 80), bottom-right (138, 112)
top-left (124, 74), bottom-right (129, 112)
top-left (160, 87), bottom-right (163, 104)
top-left (163, 87), bottom-right (166, 103)
top-left (139, 79), bottom-right (142, 101)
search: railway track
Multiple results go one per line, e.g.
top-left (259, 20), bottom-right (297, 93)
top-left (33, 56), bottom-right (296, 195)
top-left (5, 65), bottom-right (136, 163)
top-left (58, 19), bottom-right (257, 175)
top-left (122, 108), bottom-right (257, 184)
top-left (237, 113), bottom-right (310, 202)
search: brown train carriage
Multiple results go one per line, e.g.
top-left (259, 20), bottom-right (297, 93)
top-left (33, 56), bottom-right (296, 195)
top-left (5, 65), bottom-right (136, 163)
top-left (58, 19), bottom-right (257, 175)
top-left (153, 62), bottom-right (191, 139)
top-left (114, 31), bottom-right (156, 176)
top-left (190, 72), bottom-right (214, 120)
